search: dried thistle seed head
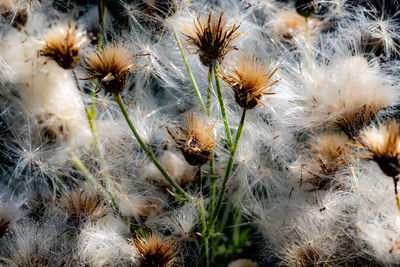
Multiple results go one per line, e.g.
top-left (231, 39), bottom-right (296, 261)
top-left (0, 0), bottom-right (28, 29)
top-left (182, 11), bottom-right (241, 68)
top-left (36, 112), bottom-right (70, 145)
top-left (271, 9), bottom-right (319, 41)
top-left (40, 22), bottom-right (89, 69)
top-left (303, 134), bottom-right (353, 190)
top-left (56, 187), bottom-right (107, 225)
top-left (360, 120), bottom-right (400, 178)
top-left (83, 44), bottom-right (143, 94)
top-left (133, 234), bottom-right (179, 267)
top-left (220, 55), bottom-right (279, 109)
top-left (167, 113), bottom-right (217, 166)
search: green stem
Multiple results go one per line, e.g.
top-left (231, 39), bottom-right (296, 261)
top-left (113, 94), bottom-right (192, 201)
top-left (71, 153), bottom-right (109, 200)
top-left (213, 61), bottom-right (232, 147)
top-left (197, 197), bottom-right (209, 267)
top-left (172, 28), bottom-right (206, 113)
top-left (208, 155), bottom-right (217, 222)
top-left (210, 109), bottom-right (246, 226)
top-left (98, 0), bottom-right (108, 45)
top-left (207, 67), bottom-right (213, 116)
top-left (72, 71), bottom-right (117, 199)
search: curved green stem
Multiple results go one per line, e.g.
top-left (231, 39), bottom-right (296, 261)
top-left (113, 94), bottom-right (192, 201)
top-left (172, 28), bottom-right (206, 113)
top-left (207, 67), bottom-right (213, 116)
top-left (210, 109), bottom-right (246, 226)
top-left (213, 61), bottom-right (232, 147)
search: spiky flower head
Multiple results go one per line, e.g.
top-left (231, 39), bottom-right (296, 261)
top-left (40, 22), bottom-right (89, 69)
top-left (220, 55), bottom-right (279, 109)
top-left (83, 44), bottom-right (143, 94)
top-left (57, 187), bottom-right (107, 225)
top-left (303, 134), bottom-right (353, 190)
top-left (182, 11), bottom-right (241, 68)
top-left (360, 120), bottom-right (400, 178)
top-left (133, 234), bottom-right (179, 267)
top-left (0, 0), bottom-right (28, 29)
top-left (167, 113), bottom-right (217, 166)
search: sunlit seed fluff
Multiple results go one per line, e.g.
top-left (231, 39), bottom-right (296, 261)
top-left (181, 11), bottom-right (241, 68)
top-left (220, 55), bottom-right (279, 109)
top-left (133, 234), bottom-right (179, 267)
top-left (83, 44), bottom-right (144, 94)
top-left (40, 22), bottom-right (89, 70)
top-left (56, 187), bottom-right (107, 225)
top-left (167, 113), bottom-right (217, 166)
top-left (270, 9), bottom-right (319, 41)
top-left (0, 0), bottom-right (28, 29)
top-left (302, 134), bottom-right (353, 190)
top-left (360, 120), bottom-right (400, 178)
top-left (299, 56), bottom-right (395, 139)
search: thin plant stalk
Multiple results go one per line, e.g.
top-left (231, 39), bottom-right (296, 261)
top-left (113, 93), bottom-right (192, 201)
top-left (98, 0), bottom-right (108, 45)
top-left (72, 71), bottom-right (117, 198)
top-left (393, 176), bottom-right (400, 211)
top-left (197, 197), bottom-right (210, 267)
top-left (172, 28), bottom-right (206, 113)
top-left (210, 109), bottom-right (246, 226)
top-left (207, 67), bottom-right (213, 116)
top-left (70, 153), bottom-right (110, 201)
top-left (213, 61), bottom-right (232, 147)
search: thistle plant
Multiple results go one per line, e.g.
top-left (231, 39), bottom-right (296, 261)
top-left (2, 0), bottom-right (400, 266)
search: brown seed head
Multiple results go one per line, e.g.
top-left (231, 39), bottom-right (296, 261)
top-left (40, 22), bottom-right (89, 69)
top-left (182, 11), bottom-right (241, 68)
top-left (0, 0), bottom-right (28, 29)
top-left (133, 234), bottom-right (179, 267)
top-left (360, 120), bottom-right (400, 178)
top-left (83, 44), bottom-right (143, 94)
top-left (220, 55), bottom-right (279, 109)
top-left (57, 187), bottom-right (107, 225)
top-left (167, 113), bottom-right (217, 166)
top-left (303, 134), bottom-right (353, 190)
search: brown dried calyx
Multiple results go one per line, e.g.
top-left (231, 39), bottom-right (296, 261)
top-left (40, 22), bottom-right (89, 69)
top-left (182, 11), bottom-right (241, 68)
top-left (220, 55), bottom-right (280, 109)
top-left (83, 44), bottom-right (146, 94)
top-left (167, 113), bottom-right (217, 166)
top-left (132, 234), bottom-right (179, 267)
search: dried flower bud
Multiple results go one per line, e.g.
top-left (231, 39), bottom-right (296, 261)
top-left (220, 55), bottom-right (279, 109)
top-left (83, 44), bottom-right (144, 94)
top-left (360, 120), bottom-right (400, 178)
top-left (295, 0), bottom-right (318, 18)
top-left (133, 234), bottom-right (179, 267)
top-left (40, 22), bottom-right (89, 69)
top-left (56, 187), bottom-right (107, 226)
top-left (167, 113), bottom-right (217, 166)
top-left (182, 11), bottom-right (241, 68)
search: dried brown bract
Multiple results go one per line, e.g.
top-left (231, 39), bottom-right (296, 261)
top-left (360, 120), bottom-right (400, 178)
top-left (167, 113), bottom-right (217, 166)
top-left (40, 22), bottom-right (89, 69)
top-left (302, 134), bottom-right (353, 190)
top-left (133, 234), bottom-right (179, 267)
top-left (36, 112), bottom-right (70, 145)
top-left (83, 44), bottom-right (144, 94)
top-left (220, 55), bottom-right (279, 109)
top-left (0, 0), bottom-right (28, 29)
top-left (57, 187), bottom-right (107, 225)
top-left (182, 11), bottom-right (241, 68)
